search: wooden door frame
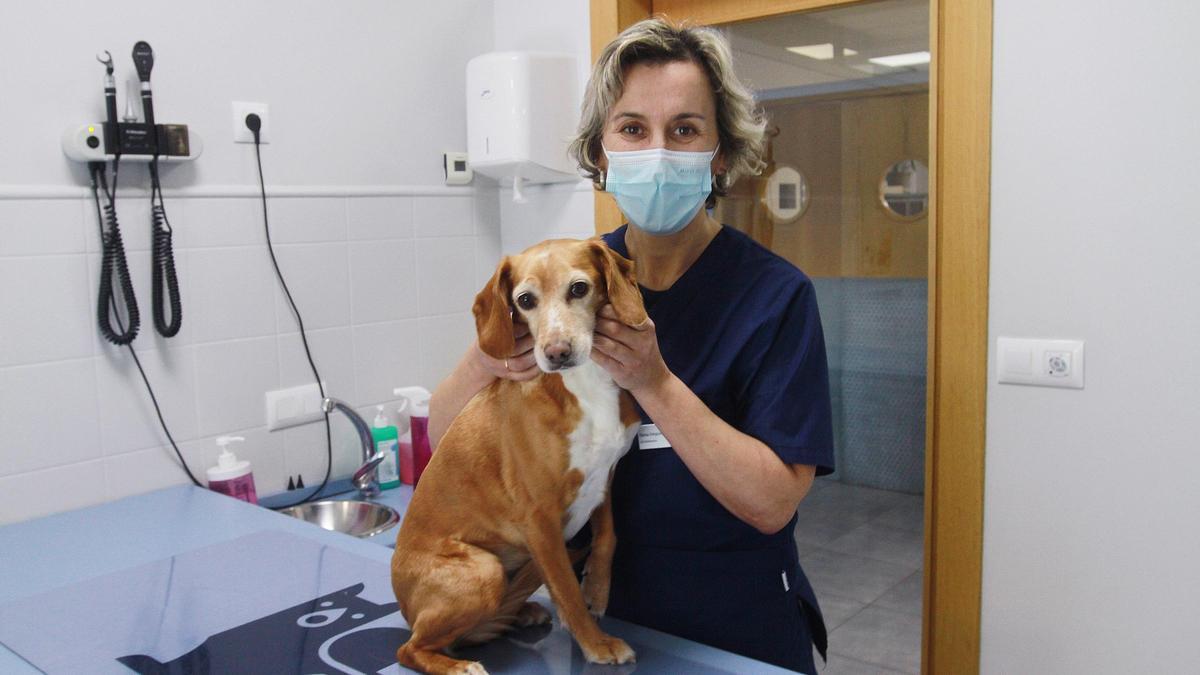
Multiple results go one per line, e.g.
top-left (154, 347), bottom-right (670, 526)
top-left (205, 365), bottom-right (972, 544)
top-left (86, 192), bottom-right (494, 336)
top-left (589, 1), bottom-right (992, 673)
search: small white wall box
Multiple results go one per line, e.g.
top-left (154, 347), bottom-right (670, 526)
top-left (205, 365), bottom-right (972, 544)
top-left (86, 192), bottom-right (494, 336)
top-left (444, 152), bottom-right (472, 185)
top-left (467, 52), bottom-right (580, 192)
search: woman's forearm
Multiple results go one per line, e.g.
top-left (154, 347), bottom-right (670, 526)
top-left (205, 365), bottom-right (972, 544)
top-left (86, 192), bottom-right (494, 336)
top-left (429, 321), bottom-right (539, 448)
top-left (428, 345), bottom-right (495, 449)
top-left (634, 373), bottom-right (816, 534)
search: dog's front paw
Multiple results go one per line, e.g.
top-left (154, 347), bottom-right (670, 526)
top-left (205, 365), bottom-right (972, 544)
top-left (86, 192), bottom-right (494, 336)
top-left (581, 575), bottom-right (610, 617)
top-left (448, 661), bottom-right (488, 675)
top-left (516, 601), bottom-right (552, 627)
top-left (580, 634), bottom-right (636, 665)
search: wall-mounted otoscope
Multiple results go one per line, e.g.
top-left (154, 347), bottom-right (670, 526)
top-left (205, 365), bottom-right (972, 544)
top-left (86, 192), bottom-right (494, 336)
top-left (98, 51), bottom-right (120, 154)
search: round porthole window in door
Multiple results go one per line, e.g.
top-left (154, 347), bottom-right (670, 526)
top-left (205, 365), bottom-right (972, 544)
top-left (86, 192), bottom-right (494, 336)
top-left (879, 159), bottom-right (929, 220)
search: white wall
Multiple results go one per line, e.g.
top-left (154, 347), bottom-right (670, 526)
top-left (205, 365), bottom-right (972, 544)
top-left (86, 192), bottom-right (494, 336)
top-left (0, 0), bottom-right (504, 524)
top-left (0, 0), bottom-right (490, 189)
top-left (983, 2), bottom-right (1200, 671)
top-left (491, 0), bottom-right (598, 251)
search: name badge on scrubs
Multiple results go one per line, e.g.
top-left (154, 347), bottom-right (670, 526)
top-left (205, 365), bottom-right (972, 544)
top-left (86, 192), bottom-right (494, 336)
top-left (637, 423), bottom-right (670, 450)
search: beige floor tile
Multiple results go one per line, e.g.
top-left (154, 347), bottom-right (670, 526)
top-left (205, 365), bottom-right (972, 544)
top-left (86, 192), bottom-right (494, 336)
top-left (828, 606), bottom-right (921, 674)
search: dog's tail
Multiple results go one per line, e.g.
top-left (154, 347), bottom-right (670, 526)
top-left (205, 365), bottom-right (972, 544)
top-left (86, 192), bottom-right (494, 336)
top-left (453, 548), bottom-right (589, 647)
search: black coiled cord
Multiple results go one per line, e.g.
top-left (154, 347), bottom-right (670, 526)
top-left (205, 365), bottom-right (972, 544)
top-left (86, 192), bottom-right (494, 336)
top-left (89, 160), bottom-right (202, 488)
top-left (93, 162), bottom-right (140, 345)
top-left (149, 159), bottom-right (182, 337)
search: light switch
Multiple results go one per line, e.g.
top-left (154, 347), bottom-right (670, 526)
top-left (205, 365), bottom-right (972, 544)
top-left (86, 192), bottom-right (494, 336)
top-left (265, 382), bottom-right (327, 431)
top-left (1001, 342), bottom-right (1033, 376)
top-left (997, 337), bottom-right (1084, 389)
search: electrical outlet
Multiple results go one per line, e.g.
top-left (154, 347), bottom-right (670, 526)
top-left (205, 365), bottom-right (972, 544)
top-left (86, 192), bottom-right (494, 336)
top-left (232, 101), bottom-right (269, 143)
top-left (1045, 351), bottom-right (1072, 377)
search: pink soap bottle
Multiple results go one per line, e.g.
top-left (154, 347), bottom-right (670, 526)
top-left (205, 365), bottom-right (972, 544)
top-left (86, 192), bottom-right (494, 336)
top-left (206, 436), bottom-right (258, 504)
top-left (395, 386), bottom-right (433, 487)
top-left (411, 415), bottom-right (431, 486)
top-left (395, 399), bottom-right (415, 485)
top-left (398, 431), bottom-right (415, 485)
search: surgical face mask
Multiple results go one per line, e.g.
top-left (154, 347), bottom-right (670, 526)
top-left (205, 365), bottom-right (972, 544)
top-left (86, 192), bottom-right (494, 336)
top-left (603, 145), bottom-right (718, 236)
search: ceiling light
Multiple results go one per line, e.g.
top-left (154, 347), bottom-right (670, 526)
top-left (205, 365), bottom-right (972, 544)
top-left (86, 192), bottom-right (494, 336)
top-left (868, 51), bottom-right (931, 68)
top-left (843, 48), bottom-right (858, 56)
top-left (851, 63), bottom-right (891, 75)
top-left (786, 43), bottom-right (834, 60)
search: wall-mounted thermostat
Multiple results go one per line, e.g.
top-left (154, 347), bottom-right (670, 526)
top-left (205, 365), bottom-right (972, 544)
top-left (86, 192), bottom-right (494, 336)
top-left (444, 152), bottom-right (472, 185)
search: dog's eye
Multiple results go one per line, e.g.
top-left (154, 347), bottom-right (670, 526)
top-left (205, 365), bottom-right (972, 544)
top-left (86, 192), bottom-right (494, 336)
top-left (569, 281), bottom-right (589, 299)
top-left (516, 292), bottom-right (537, 310)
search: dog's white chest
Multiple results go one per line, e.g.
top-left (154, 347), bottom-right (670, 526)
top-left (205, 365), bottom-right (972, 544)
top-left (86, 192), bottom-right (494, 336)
top-left (560, 363), bottom-right (638, 539)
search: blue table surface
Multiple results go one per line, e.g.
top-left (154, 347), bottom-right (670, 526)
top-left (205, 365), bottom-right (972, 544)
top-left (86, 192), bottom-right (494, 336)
top-left (0, 485), bottom-right (796, 674)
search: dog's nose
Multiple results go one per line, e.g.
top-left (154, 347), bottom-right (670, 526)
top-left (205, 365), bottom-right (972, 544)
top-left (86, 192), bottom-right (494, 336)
top-left (543, 342), bottom-right (573, 366)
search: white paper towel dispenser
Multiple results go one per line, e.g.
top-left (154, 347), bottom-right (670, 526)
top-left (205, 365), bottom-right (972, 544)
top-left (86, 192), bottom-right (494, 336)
top-left (467, 52), bottom-right (580, 201)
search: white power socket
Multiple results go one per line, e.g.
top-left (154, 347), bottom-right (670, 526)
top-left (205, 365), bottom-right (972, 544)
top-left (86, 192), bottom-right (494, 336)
top-left (232, 101), bottom-right (269, 144)
top-left (265, 382), bottom-right (325, 431)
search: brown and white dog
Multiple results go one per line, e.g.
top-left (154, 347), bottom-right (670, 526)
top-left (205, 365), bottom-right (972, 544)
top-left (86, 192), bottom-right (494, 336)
top-left (391, 238), bottom-right (647, 674)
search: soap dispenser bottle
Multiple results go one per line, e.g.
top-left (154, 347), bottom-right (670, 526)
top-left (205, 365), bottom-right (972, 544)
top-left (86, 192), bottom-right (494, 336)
top-left (372, 405), bottom-right (401, 490)
top-left (395, 386), bottom-right (433, 487)
top-left (395, 397), bottom-right (415, 485)
top-left (206, 436), bottom-right (258, 504)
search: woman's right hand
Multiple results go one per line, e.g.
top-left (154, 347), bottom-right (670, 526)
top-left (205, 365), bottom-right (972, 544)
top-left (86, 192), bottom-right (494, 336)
top-left (473, 320), bottom-right (539, 382)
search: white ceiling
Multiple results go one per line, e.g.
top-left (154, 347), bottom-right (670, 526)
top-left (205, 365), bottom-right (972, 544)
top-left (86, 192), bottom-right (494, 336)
top-left (721, 0), bottom-right (929, 99)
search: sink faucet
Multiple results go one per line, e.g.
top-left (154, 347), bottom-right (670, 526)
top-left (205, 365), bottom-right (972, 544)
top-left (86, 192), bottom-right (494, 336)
top-left (321, 397), bottom-right (386, 499)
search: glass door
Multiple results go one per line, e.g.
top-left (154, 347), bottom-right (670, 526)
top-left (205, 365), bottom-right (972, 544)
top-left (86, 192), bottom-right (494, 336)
top-left (714, 2), bottom-right (929, 672)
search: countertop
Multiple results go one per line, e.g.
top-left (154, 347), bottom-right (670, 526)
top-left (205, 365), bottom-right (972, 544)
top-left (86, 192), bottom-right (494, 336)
top-left (0, 485), bottom-right (795, 674)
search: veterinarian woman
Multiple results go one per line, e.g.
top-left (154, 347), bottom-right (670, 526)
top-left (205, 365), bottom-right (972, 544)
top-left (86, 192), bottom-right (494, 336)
top-left (430, 17), bottom-right (834, 673)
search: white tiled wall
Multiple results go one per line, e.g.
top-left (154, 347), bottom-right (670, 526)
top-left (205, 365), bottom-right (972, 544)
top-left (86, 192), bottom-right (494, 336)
top-left (0, 190), bottom-right (502, 525)
top-left (498, 181), bottom-right (598, 253)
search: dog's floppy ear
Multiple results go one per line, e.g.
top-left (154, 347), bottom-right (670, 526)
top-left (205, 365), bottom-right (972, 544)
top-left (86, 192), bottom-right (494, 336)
top-left (590, 240), bottom-right (648, 327)
top-left (473, 257), bottom-right (515, 359)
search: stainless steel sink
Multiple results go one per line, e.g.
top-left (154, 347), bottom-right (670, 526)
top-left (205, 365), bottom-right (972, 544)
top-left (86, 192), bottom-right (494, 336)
top-left (279, 499), bottom-right (399, 539)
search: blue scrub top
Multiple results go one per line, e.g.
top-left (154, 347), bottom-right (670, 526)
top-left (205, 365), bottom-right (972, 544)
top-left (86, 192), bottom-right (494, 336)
top-left (600, 224), bottom-right (834, 673)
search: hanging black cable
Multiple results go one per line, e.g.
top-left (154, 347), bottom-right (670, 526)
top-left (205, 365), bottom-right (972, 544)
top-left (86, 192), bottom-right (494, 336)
top-left (94, 161), bottom-right (140, 345)
top-left (89, 161), bottom-right (203, 488)
top-left (244, 115), bottom-right (333, 509)
top-left (148, 158), bottom-right (182, 337)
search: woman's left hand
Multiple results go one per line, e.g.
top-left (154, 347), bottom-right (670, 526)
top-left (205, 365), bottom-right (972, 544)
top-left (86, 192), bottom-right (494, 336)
top-left (591, 304), bottom-right (671, 394)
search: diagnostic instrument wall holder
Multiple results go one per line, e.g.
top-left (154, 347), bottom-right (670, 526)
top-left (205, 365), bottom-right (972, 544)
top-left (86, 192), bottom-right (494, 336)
top-left (62, 47), bottom-right (202, 164)
top-left (82, 43), bottom-right (187, 346)
top-left (62, 121), bottom-right (203, 163)
top-left (74, 46), bottom-right (202, 489)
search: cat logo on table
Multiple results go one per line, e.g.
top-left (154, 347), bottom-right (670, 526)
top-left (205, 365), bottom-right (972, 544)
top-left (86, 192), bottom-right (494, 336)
top-left (118, 583), bottom-right (407, 674)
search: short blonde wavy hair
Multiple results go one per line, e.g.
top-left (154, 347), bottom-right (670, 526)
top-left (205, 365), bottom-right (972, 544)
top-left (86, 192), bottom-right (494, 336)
top-left (568, 17), bottom-right (767, 206)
